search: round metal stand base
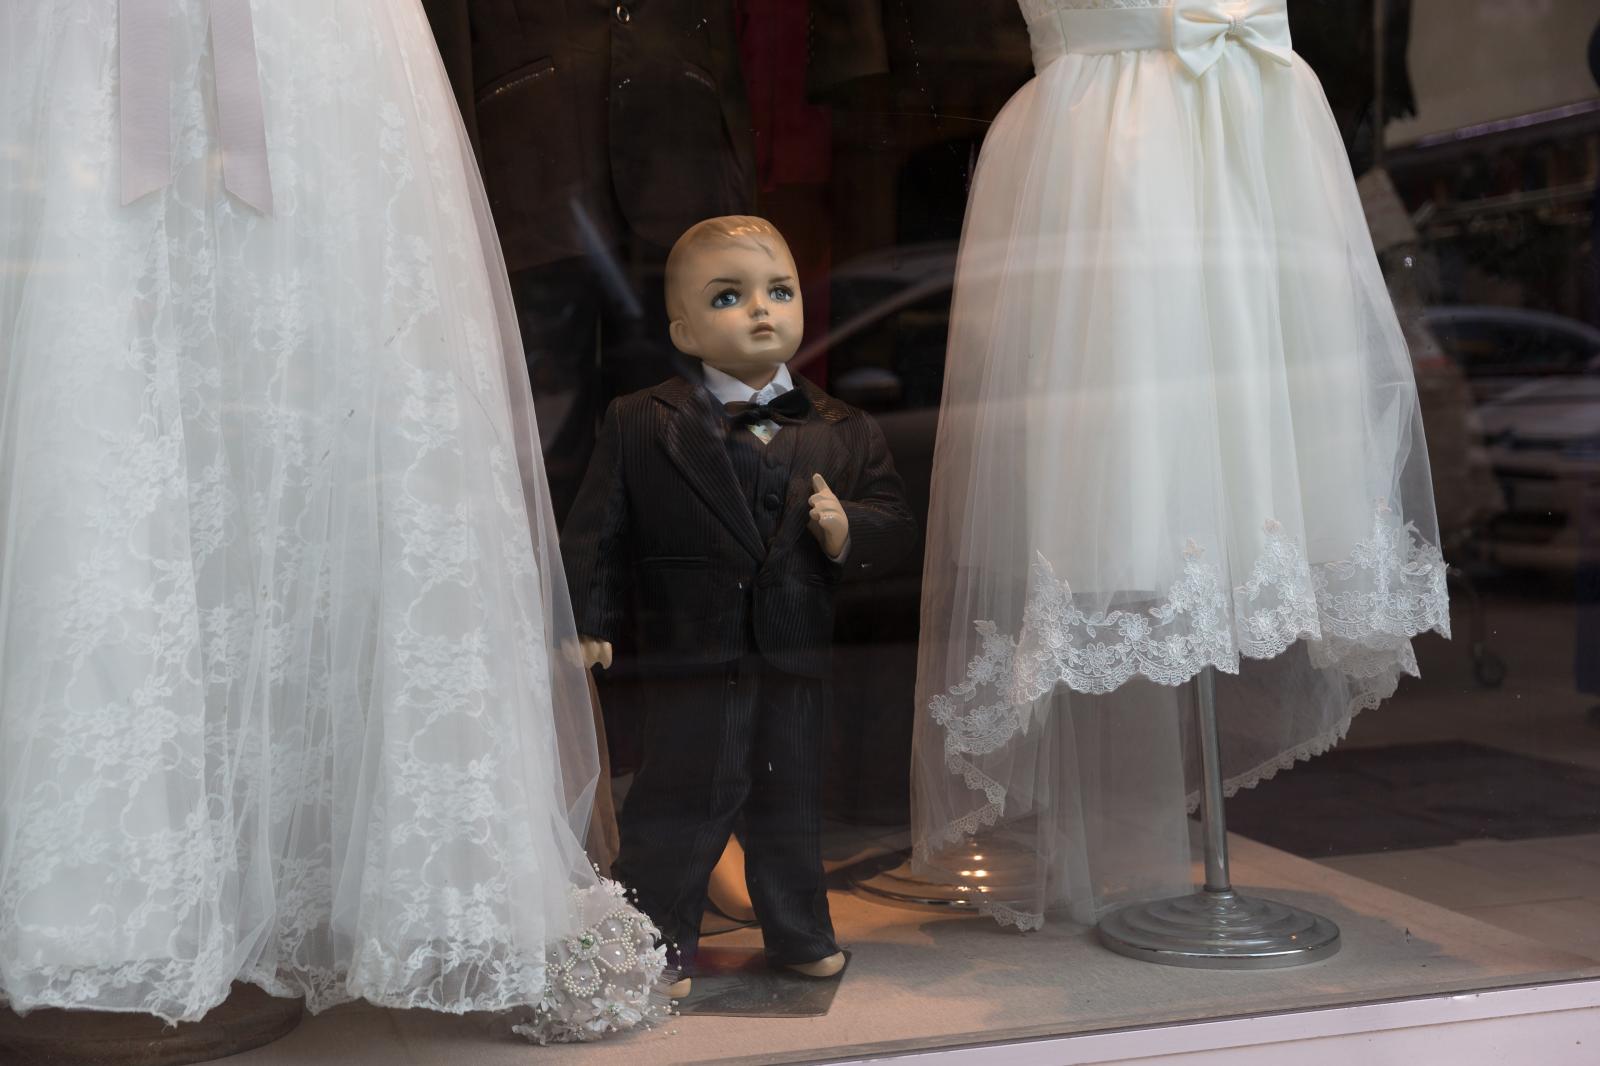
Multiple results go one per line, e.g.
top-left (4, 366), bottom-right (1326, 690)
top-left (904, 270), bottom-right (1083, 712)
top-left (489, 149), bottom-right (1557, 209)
top-left (0, 983), bottom-right (303, 1066)
top-left (851, 859), bottom-right (979, 910)
top-left (1098, 889), bottom-right (1341, 970)
top-left (849, 846), bottom-right (1036, 912)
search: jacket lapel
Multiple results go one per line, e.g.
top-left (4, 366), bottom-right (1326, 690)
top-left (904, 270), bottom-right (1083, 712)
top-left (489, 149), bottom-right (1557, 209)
top-left (773, 377), bottom-right (851, 555)
top-left (655, 377), bottom-right (767, 563)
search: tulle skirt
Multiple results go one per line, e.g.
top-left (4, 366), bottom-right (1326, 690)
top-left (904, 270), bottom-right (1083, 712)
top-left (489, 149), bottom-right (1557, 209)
top-left (913, 36), bottom-right (1450, 927)
top-left (0, 0), bottom-right (663, 1031)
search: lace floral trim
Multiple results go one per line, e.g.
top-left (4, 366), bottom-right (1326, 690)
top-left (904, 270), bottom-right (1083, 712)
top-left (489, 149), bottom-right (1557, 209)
top-left (981, 900), bottom-right (1046, 933)
top-left (930, 541), bottom-right (1234, 765)
top-left (2, 882), bottom-right (671, 1038)
top-left (932, 510), bottom-right (1447, 758)
top-left (925, 508), bottom-right (1450, 861)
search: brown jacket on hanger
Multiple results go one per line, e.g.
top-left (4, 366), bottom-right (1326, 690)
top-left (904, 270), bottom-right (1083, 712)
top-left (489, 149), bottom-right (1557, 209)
top-left (422, 0), bottom-right (756, 272)
top-left (803, 0), bottom-right (890, 100)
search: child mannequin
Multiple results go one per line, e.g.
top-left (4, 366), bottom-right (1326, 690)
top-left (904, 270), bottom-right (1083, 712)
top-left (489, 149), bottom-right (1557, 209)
top-left (562, 217), bottom-right (917, 994)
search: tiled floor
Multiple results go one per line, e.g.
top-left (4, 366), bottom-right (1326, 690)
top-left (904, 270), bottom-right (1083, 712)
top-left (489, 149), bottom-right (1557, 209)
top-left (1463, 896), bottom-right (1600, 961)
top-left (1306, 591), bottom-right (1600, 962)
top-left (1317, 837), bottom-right (1600, 961)
top-left (225, 837), bottom-right (1600, 1066)
top-left (1346, 594), bottom-right (1600, 771)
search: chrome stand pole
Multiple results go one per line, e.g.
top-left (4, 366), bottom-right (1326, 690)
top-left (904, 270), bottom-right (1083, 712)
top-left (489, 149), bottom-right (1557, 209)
top-left (1096, 668), bottom-right (1341, 969)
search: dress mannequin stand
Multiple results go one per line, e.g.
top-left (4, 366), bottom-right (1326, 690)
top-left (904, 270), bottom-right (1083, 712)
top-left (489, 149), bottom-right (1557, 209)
top-left (0, 986), bottom-right (303, 1066)
top-left (912, 0), bottom-right (1450, 952)
top-left (1097, 669), bottom-right (1341, 968)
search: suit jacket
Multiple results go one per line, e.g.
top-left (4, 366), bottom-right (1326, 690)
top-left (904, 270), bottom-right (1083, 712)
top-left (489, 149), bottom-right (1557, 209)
top-left (422, 0), bottom-right (755, 272)
top-left (562, 374), bottom-right (917, 678)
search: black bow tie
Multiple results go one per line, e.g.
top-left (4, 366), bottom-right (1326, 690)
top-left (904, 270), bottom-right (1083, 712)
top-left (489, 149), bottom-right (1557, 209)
top-left (723, 387), bottom-right (812, 426)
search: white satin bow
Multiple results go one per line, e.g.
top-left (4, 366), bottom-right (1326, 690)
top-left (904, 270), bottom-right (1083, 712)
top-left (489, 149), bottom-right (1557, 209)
top-left (1171, 0), bottom-right (1294, 78)
top-left (120, 0), bottom-right (275, 213)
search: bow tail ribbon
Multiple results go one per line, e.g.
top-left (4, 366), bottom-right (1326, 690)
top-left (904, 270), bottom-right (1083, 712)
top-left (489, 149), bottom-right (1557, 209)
top-left (119, 0), bottom-right (274, 214)
top-left (119, 0), bottom-right (169, 205)
top-left (1171, 0), bottom-right (1295, 78)
top-left (209, 0), bottom-right (274, 213)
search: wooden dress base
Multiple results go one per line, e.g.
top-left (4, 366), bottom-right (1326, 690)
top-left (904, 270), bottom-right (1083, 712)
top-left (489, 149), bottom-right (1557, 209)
top-left (0, 983), bottom-right (304, 1066)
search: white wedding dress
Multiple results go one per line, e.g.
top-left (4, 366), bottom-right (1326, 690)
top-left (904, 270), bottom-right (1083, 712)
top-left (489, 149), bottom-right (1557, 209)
top-left (912, 0), bottom-right (1451, 928)
top-left (0, 0), bottom-right (665, 1037)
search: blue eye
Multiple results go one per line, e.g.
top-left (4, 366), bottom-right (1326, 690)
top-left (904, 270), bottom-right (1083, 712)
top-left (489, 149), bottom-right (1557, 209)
top-left (710, 289), bottom-right (739, 309)
top-left (770, 285), bottom-right (795, 302)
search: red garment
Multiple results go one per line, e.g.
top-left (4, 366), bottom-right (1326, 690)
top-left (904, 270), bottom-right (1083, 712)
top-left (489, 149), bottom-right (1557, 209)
top-left (737, 0), bottom-right (832, 189)
top-left (737, 0), bottom-right (834, 383)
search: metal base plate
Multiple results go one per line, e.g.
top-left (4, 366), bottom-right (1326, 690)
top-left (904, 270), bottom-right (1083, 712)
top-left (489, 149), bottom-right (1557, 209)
top-left (674, 948), bottom-right (848, 1018)
top-left (851, 859), bottom-right (980, 910)
top-left (1098, 889), bottom-right (1341, 970)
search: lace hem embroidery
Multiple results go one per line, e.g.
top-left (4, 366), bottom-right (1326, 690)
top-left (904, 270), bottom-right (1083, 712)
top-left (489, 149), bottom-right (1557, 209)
top-left (932, 510), bottom-right (1447, 761)
top-left (923, 509), bottom-right (1450, 877)
top-left (3, 881), bottom-right (671, 1039)
top-left (981, 900), bottom-right (1046, 933)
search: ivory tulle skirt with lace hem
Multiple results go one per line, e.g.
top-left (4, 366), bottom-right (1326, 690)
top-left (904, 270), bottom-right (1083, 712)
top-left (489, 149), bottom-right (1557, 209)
top-left (0, 1), bottom-right (665, 1035)
top-left (911, 9), bottom-right (1450, 929)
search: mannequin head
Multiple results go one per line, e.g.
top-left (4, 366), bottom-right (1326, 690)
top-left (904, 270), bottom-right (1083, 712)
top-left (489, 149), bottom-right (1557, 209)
top-left (665, 216), bottom-right (803, 388)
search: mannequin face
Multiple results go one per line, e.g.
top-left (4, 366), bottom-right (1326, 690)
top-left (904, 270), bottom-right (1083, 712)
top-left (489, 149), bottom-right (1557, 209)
top-left (668, 237), bottom-right (803, 386)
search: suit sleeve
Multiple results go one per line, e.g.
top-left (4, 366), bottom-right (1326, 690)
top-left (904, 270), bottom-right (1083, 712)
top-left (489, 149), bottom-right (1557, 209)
top-left (561, 401), bottom-right (632, 642)
top-left (420, 0), bottom-right (481, 154)
top-left (806, 0), bottom-right (891, 102)
top-left (837, 414), bottom-right (919, 581)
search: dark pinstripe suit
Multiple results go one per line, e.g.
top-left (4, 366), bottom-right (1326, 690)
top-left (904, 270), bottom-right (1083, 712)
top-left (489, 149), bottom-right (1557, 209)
top-left (562, 374), bottom-right (916, 969)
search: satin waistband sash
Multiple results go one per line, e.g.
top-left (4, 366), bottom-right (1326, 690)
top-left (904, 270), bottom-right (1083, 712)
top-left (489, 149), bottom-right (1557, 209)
top-left (1027, 1), bottom-right (1294, 78)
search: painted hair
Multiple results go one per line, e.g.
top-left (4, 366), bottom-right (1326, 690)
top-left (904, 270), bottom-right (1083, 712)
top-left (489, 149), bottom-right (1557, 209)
top-left (664, 216), bottom-right (793, 319)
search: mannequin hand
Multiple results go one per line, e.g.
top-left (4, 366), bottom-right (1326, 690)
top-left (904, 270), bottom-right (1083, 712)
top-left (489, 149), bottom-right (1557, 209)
top-left (807, 474), bottom-right (849, 559)
top-left (579, 636), bottom-right (614, 670)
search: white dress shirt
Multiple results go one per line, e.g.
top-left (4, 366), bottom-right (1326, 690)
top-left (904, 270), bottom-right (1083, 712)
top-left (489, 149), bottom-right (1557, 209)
top-left (702, 362), bottom-right (796, 445)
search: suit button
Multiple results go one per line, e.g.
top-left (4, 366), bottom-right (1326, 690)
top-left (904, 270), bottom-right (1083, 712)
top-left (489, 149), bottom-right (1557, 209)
top-left (763, 492), bottom-right (782, 511)
top-left (614, 3), bottom-right (631, 23)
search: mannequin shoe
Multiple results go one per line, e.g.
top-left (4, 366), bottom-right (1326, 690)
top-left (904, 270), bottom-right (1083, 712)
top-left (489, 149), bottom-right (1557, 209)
top-left (785, 952), bottom-right (846, 979)
top-left (666, 976), bottom-right (692, 999)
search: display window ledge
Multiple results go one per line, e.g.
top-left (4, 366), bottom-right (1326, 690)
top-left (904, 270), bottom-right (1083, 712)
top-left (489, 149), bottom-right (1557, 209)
top-left (838, 979), bottom-right (1600, 1065)
top-left (226, 834), bottom-right (1600, 1066)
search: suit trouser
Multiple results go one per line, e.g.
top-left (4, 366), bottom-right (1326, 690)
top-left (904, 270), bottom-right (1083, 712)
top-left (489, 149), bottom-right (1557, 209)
top-left (613, 654), bottom-right (838, 971)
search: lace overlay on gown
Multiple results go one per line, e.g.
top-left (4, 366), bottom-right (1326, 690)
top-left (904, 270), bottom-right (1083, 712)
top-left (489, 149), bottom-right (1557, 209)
top-left (0, 0), bottom-right (667, 1034)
